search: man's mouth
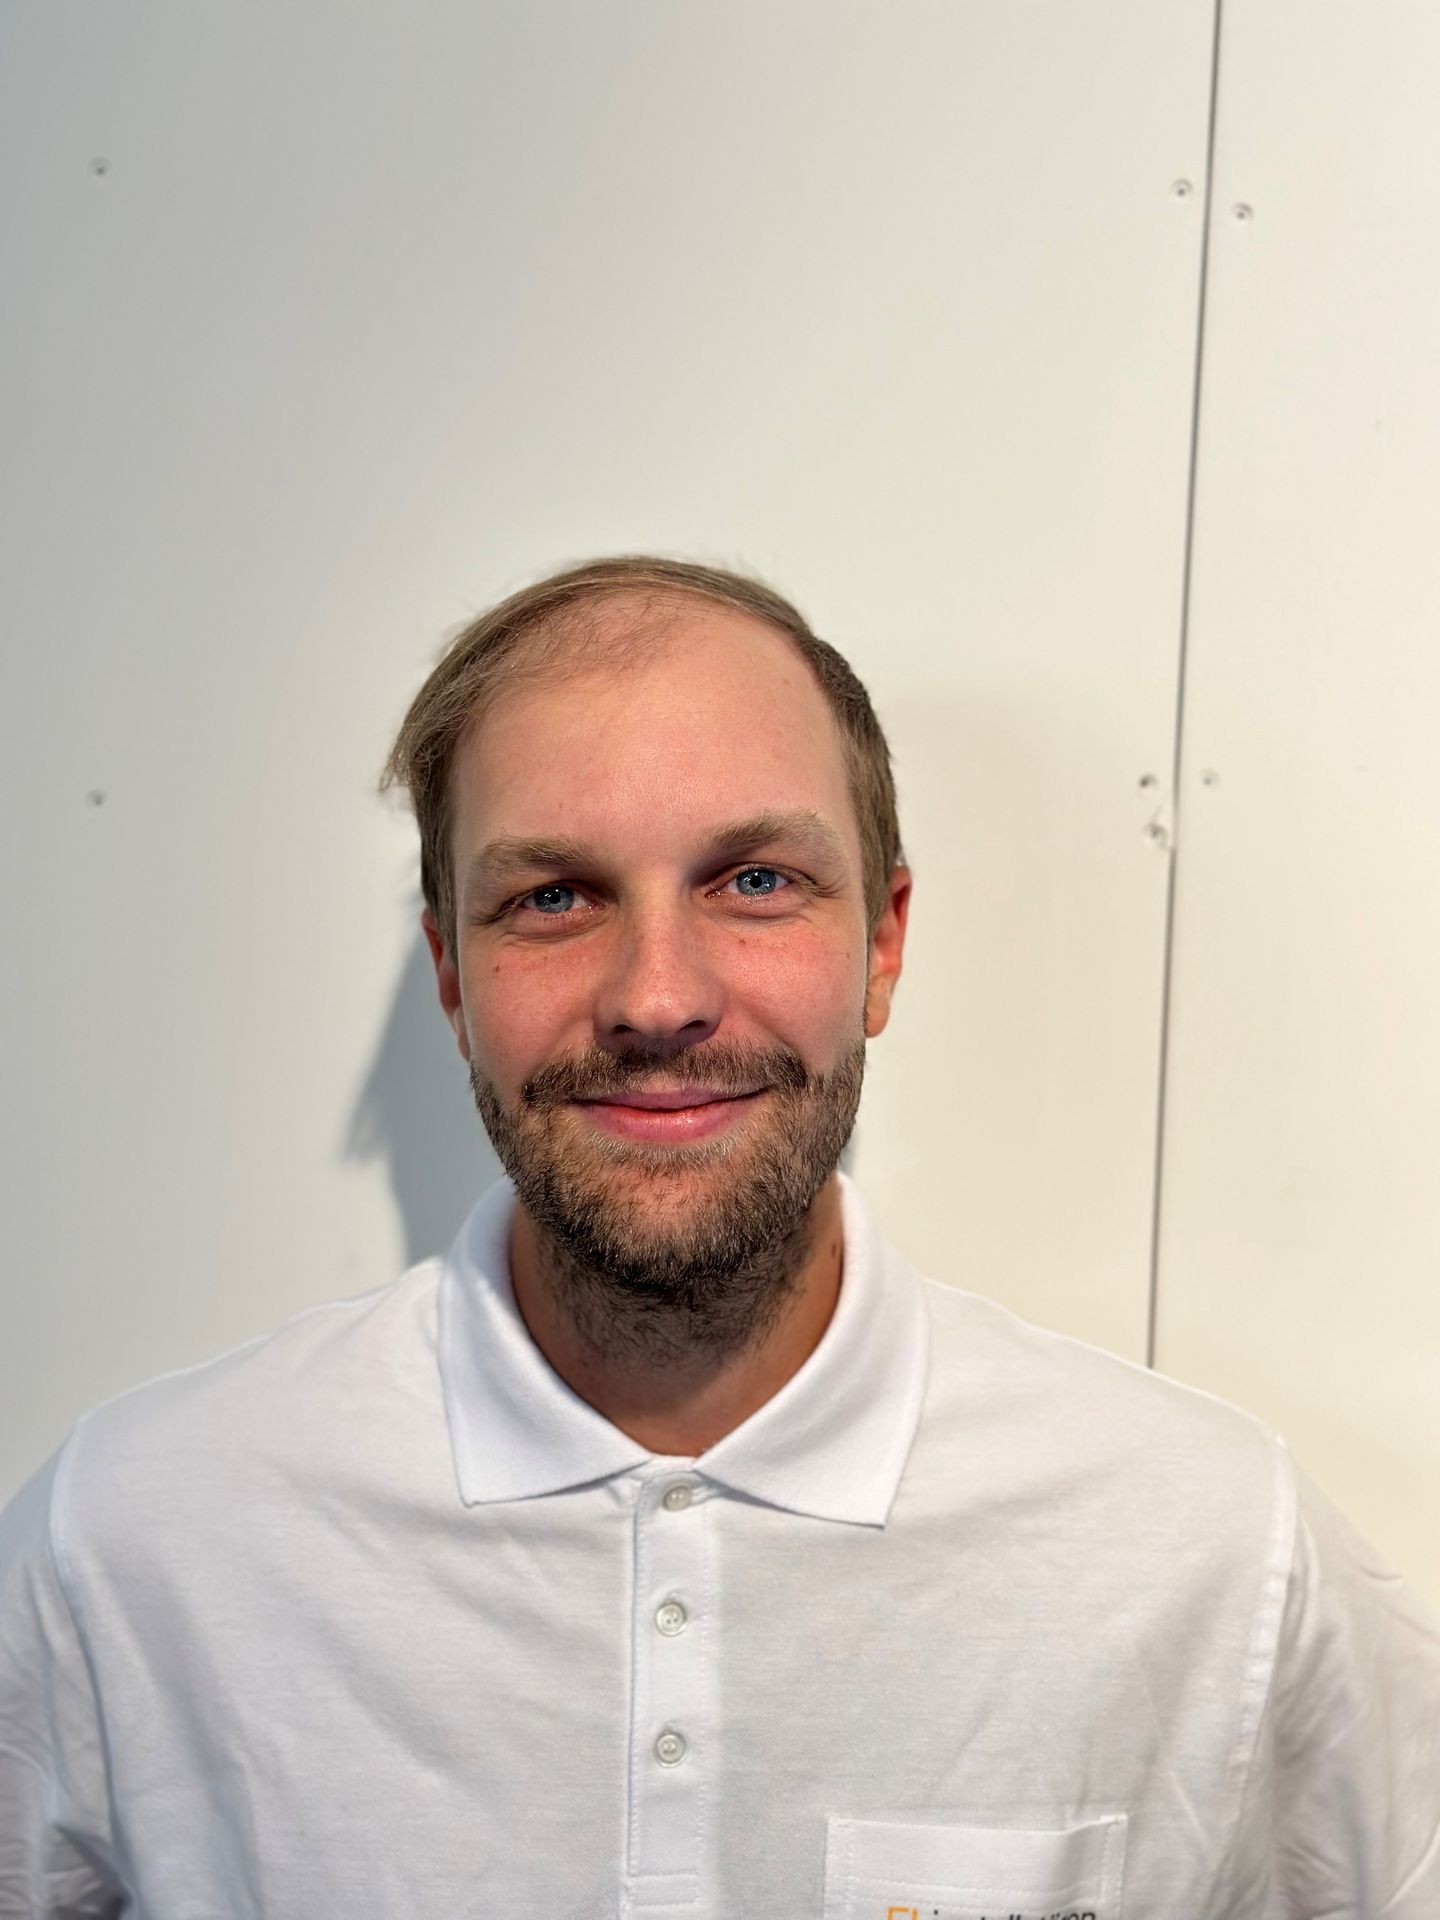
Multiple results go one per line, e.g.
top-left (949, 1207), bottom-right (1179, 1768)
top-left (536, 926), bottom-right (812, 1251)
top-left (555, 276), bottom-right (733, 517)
top-left (571, 1087), bottom-right (767, 1142)
top-left (577, 1087), bottom-right (761, 1111)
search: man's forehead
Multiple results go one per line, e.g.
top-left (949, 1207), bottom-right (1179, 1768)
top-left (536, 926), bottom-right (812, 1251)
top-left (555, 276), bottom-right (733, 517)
top-left (452, 609), bottom-right (855, 830)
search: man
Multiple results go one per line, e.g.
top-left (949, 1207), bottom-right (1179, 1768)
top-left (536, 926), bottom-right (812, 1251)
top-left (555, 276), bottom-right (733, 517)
top-left (1, 556), bottom-right (1437, 1917)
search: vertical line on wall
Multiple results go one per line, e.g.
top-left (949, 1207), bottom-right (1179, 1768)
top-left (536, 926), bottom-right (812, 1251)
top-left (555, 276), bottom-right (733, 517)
top-left (1146, 0), bottom-right (1227, 1371)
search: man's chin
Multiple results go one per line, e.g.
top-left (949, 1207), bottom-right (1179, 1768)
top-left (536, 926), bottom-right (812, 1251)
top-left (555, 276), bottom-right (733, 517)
top-left (530, 1170), bottom-right (814, 1297)
top-left (544, 1135), bottom-right (756, 1233)
top-left (519, 1111), bottom-right (819, 1262)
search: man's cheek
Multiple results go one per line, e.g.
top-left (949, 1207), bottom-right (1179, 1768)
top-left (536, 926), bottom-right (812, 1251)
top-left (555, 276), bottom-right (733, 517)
top-left (469, 962), bottom-right (574, 1066)
top-left (745, 929), bottom-right (860, 1013)
top-left (754, 971), bottom-right (861, 1050)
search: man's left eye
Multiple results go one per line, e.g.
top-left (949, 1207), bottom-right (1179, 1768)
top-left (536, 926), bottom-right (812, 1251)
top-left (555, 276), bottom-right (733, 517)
top-left (522, 884), bottom-right (580, 914)
top-left (728, 867), bottom-right (789, 898)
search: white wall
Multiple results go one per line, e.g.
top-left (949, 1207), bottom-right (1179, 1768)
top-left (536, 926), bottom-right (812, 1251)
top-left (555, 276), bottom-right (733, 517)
top-left (1154, 0), bottom-right (1440, 1599)
top-left (1, 1), bottom-right (1435, 1605)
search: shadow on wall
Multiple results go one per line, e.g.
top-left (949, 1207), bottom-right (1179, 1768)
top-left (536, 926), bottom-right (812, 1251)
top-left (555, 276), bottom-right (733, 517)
top-left (345, 925), bottom-right (503, 1268)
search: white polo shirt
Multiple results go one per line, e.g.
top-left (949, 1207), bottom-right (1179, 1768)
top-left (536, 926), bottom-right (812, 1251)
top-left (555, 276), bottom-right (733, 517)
top-left (2, 1174), bottom-right (1437, 1918)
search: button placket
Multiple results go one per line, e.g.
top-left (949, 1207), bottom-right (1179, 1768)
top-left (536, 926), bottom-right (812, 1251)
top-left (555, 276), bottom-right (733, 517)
top-left (626, 1474), bottom-right (710, 1914)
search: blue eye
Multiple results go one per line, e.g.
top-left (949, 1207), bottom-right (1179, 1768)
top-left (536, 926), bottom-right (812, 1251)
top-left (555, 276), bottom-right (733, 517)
top-left (731, 867), bottom-right (788, 897)
top-left (526, 884), bottom-right (577, 914)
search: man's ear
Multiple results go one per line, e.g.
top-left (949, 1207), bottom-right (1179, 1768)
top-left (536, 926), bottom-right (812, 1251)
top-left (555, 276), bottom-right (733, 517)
top-left (421, 909), bottom-right (472, 1063)
top-left (864, 865), bottom-right (912, 1039)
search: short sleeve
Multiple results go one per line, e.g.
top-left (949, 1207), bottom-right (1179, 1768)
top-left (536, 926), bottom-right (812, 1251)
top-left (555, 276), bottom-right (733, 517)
top-left (1225, 1446), bottom-right (1440, 1917)
top-left (0, 1445), bottom-right (126, 1918)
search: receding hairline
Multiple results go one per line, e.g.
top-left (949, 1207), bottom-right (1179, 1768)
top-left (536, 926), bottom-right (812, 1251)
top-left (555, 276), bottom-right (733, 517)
top-left (449, 606), bottom-right (865, 913)
top-left (469, 579), bottom-right (818, 700)
top-left (379, 552), bottom-right (904, 956)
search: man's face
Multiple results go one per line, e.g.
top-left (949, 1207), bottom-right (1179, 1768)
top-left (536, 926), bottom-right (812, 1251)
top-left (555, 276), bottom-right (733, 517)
top-left (424, 600), bottom-right (908, 1289)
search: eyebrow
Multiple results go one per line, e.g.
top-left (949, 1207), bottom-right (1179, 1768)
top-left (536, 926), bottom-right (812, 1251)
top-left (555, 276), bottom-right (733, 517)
top-left (462, 809), bottom-right (849, 901)
top-left (704, 810), bottom-right (848, 868)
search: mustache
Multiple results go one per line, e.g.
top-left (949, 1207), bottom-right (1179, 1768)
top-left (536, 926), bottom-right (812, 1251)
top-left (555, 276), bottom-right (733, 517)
top-left (520, 1042), bottom-right (809, 1109)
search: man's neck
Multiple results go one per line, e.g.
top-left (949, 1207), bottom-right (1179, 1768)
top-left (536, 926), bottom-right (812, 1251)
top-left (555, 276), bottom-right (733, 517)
top-left (507, 1177), bottom-right (845, 1457)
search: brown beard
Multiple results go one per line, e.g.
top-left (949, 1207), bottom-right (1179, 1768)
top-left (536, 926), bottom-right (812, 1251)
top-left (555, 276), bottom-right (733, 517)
top-left (468, 1033), bottom-right (865, 1369)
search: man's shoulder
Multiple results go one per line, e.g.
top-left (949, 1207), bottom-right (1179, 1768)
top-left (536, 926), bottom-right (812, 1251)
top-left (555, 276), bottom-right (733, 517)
top-left (911, 1270), bottom-right (1288, 1529)
top-left (50, 1257), bottom-right (447, 1555)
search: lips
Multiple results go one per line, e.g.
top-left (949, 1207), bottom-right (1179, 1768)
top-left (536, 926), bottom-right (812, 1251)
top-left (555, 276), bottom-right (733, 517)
top-left (577, 1088), bottom-right (759, 1111)
top-left (571, 1087), bottom-right (767, 1143)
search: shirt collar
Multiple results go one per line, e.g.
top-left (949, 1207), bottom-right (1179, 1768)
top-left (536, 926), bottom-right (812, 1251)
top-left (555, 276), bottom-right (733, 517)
top-left (437, 1171), bottom-right (929, 1528)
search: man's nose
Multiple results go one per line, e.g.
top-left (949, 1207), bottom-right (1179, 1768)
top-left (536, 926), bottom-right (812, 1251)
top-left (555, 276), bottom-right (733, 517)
top-left (594, 903), bottom-right (722, 1051)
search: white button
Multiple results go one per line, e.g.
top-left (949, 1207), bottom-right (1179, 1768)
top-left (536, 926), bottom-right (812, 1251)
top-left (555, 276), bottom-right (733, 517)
top-left (661, 1482), bottom-right (694, 1511)
top-left (654, 1599), bottom-right (688, 1636)
top-left (654, 1729), bottom-right (687, 1766)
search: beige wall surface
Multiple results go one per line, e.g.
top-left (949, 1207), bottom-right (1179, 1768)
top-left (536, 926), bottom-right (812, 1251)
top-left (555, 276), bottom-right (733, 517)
top-left (0, 1), bottom-right (1434, 1608)
top-left (1153, 0), bottom-right (1440, 1600)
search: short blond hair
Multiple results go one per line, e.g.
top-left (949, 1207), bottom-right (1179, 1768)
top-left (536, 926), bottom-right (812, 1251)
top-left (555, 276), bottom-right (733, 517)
top-left (380, 555), bottom-right (903, 956)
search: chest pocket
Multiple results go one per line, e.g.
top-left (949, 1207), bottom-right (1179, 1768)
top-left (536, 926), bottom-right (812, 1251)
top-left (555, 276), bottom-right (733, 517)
top-left (822, 1813), bottom-right (1127, 1920)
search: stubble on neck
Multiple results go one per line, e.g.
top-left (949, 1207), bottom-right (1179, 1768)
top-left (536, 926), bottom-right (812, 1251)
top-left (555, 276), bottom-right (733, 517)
top-left (520, 1185), bottom-right (816, 1370)
top-left (507, 1175), bottom-right (846, 1451)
